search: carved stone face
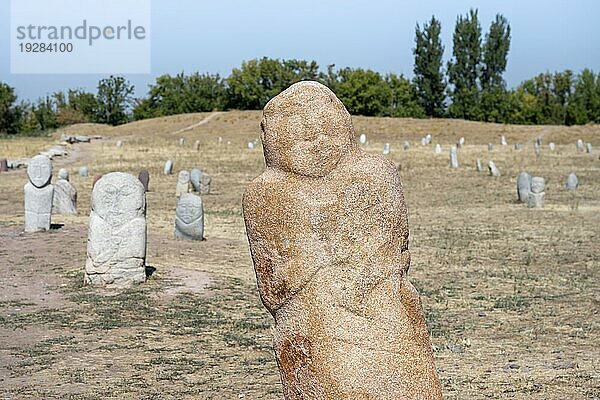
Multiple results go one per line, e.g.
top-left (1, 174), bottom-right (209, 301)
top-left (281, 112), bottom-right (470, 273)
top-left (261, 81), bottom-right (357, 178)
top-left (92, 172), bottom-right (145, 226)
top-left (27, 155), bottom-right (52, 188)
top-left (176, 193), bottom-right (203, 224)
top-left (178, 170), bottom-right (190, 184)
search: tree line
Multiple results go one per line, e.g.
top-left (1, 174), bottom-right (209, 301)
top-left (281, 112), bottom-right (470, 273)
top-left (1, 9), bottom-right (599, 134)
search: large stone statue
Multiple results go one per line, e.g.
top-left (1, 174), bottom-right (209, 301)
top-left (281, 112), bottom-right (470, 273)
top-left (24, 155), bottom-right (54, 232)
top-left (85, 172), bottom-right (147, 285)
top-left (243, 81), bottom-right (442, 399)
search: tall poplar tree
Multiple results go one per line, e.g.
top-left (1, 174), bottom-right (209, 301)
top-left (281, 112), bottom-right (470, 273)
top-left (413, 16), bottom-right (446, 117)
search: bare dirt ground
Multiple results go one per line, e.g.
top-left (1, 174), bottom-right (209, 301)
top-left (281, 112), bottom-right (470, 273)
top-left (0, 111), bottom-right (599, 399)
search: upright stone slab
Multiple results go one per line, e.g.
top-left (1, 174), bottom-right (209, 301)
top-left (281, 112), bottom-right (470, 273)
top-left (79, 166), bottom-right (89, 177)
top-left (58, 168), bottom-right (69, 180)
top-left (528, 177), bottom-right (545, 208)
top-left (501, 135), bottom-right (507, 146)
top-left (586, 143), bottom-right (593, 153)
top-left (514, 143), bottom-right (521, 151)
top-left (565, 173), bottom-right (578, 190)
top-left (488, 160), bottom-right (500, 177)
top-left (243, 81), bottom-right (441, 399)
top-left (476, 158), bottom-right (483, 172)
top-left (382, 143), bottom-right (390, 155)
top-left (458, 137), bottom-right (465, 147)
top-left (52, 179), bottom-right (77, 215)
top-left (199, 173), bottom-right (211, 195)
top-left (174, 193), bottom-right (204, 240)
top-left (577, 139), bottom-right (584, 151)
top-left (488, 143), bottom-right (493, 152)
top-left (164, 160), bottom-right (173, 175)
top-left (0, 158), bottom-right (8, 172)
top-left (116, 140), bottom-right (123, 148)
top-left (517, 172), bottom-right (531, 203)
top-left (194, 140), bottom-right (200, 151)
top-left (176, 170), bottom-right (191, 197)
top-left (85, 172), bottom-right (146, 285)
top-left (190, 168), bottom-right (202, 192)
top-left (549, 142), bottom-right (556, 151)
top-left (421, 137), bottom-right (427, 146)
top-left (403, 141), bottom-right (410, 151)
top-left (24, 155), bottom-right (54, 232)
top-left (248, 141), bottom-right (255, 149)
top-left (434, 144), bottom-right (442, 154)
top-left (179, 137), bottom-right (185, 146)
top-left (359, 133), bottom-right (367, 144)
top-left (450, 146), bottom-right (458, 168)
top-left (138, 170), bottom-right (150, 192)
top-left (534, 142), bottom-right (541, 157)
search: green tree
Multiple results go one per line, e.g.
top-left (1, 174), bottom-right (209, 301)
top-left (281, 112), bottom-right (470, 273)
top-left (0, 82), bottom-right (21, 134)
top-left (447, 9), bottom-right (482, 119)
top-left (334, 68), bottom-right (391, 116)
top-left (481, 14), bottom-right (511, 91)
top-left (567, 69), bottom-right (600, 124)
top-left (33, 96), bottom-right (59, 131)
top-left (96, 76), bottom-right (134, 125)
top-left (413, 16), bottom-right (446, 117)
top-left (385, 74), bottom-right (425, 118)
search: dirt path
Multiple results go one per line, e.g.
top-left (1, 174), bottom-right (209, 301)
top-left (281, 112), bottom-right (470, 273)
top-left (170, 112), bottom-right (224, 135)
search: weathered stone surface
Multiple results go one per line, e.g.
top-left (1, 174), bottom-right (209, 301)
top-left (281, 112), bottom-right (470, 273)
top-left (138, 170), bottom-right (150, 192)
top-left (517, 172), bottom-right (531, 203)
top-left (531, 177), bottom-right (545, 194)
top-left (382, 143), bottom-right (390, 155)
top-left (190, 168), bottom-right (202, 192)
top-left (79, 166), bottom-right (89, 177)
top-left (164, 160), bottom-right (173, 175)
top-left (176, 170), bottom-right (191, 197)
top-left (476, 158), bottom-right (483, 172)
top-left (528, 192), bottom-right (545, 208)
top-left (75, 135), bottom-right (90, 143)
top-left (175, 193), bottom-right (204, 240)
top-left (199, 173), bottom-right (211, 195)
top-left (0, 158), bottom-right (8, 172)
top-left (450, 146), bottom-right (458, 168)
top-left (359, 133), bottom-right (367, 144)
top-left (565, 173), bottom-right (578, 190)
top-left (52, 179), bottom-right (77, 215)
top-left (24, 155), bottom-right (53, 232)
top-left (85, 172), bottom-right (146, 285)
top-left (58, 168), bottom-right (69, 181)
top-left (243, 81), bottom-right (441, 399)
top-left (434, 144), bottom-right (442, 154)
top-left (488, 160), bottom-right (501, 177)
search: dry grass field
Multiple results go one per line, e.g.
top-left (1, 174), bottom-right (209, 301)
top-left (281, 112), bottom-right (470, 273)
top-left (0, 111), bottom-right (599, 399)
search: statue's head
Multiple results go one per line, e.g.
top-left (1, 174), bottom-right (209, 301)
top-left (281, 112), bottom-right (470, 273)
top-left (92, 172), bottom-right (145, 226)
top-left (27, 155), bottom-right (52, 188)
top-left (176, 193), bottom-right (203, 224)
top-left (261, 81), bottom-right (357, 178)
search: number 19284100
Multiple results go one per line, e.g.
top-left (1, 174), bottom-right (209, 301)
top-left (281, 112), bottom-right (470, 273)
top-left (19, 42), bottom-right (73, 53)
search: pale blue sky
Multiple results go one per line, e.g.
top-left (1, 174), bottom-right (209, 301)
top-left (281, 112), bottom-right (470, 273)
top-left (1, 0), bottom-right (599, 101)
